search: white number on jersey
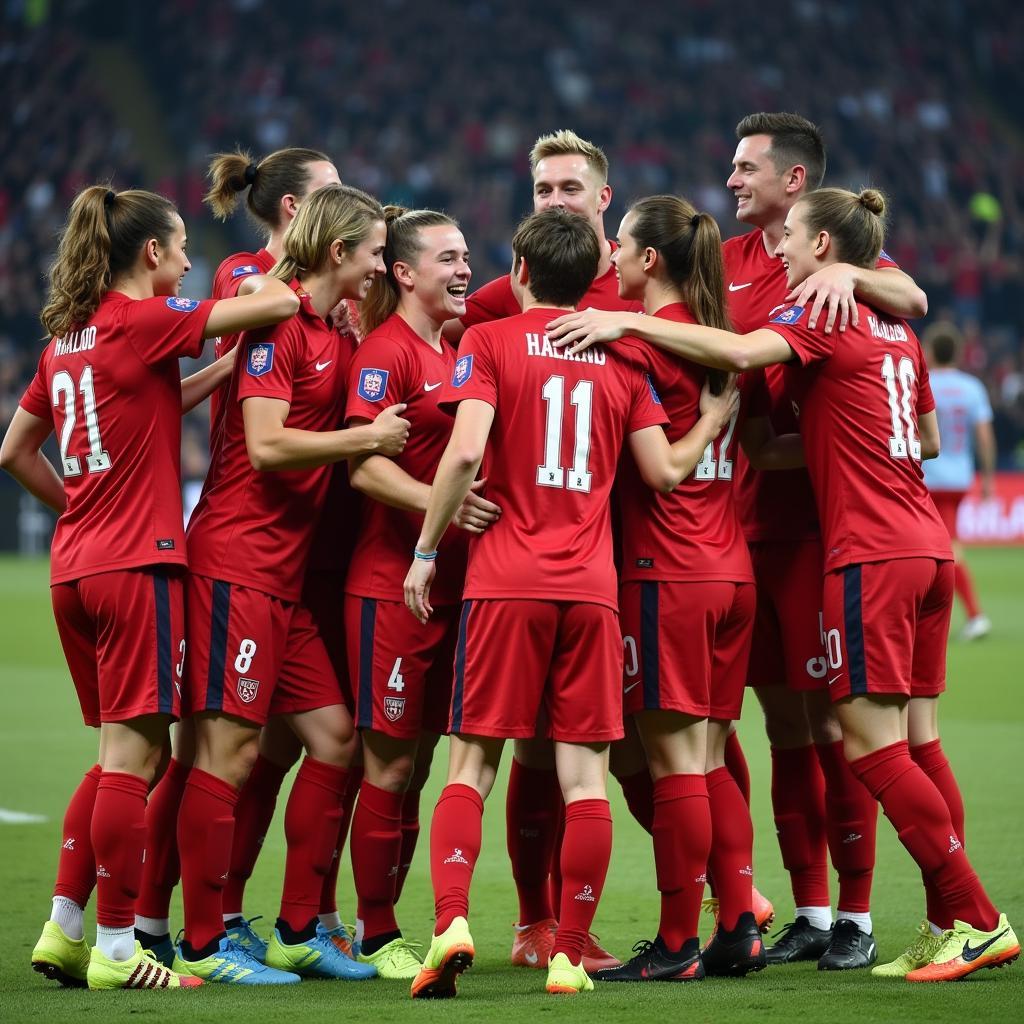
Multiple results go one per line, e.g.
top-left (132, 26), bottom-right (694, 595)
top-left (51, 367), bottom-right (112, 477)
top-left (537, 375), bottom-right (594, 492)
top-left (693, 409), bottom-right (739, 480)
top-left (387, 657), bottom-right (406, 692)
top-left (881, 354), bottom-right (921, 460)
top-left (234, 638), bottom-right (257, 674)
top-left (623, 635), bottom-right (639, 678)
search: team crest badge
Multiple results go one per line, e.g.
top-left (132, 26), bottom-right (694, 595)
top-left (384, 696), bottom-right (406, 722)
top-left (769, 305), bottom-right (806, 325)
top-left (237, 677), bottom-right (260, 703)
top-left (246, 341), bottom-right (275, 377)
top-left (357, 367), bottom-right (389, 401)
top-left (231, 264), bottom-right (260, 279)
top-left (452, 353), bottom-right (473, 388)
top-left (166, 296), bottom-right (200, 312)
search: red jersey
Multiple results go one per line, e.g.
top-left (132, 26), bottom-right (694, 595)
top-left (187, 285), bottom-right (353, 602)
top-left (19, 291), bottom-right (214, 584)
top-left (767, 301), bottom-right (951, 571)
top-left (441, 307), bottom-right (668, 609)
top-left (344, 313), bottom-right (468, 605)
top-left (616, 304), bottom-right (752, 583)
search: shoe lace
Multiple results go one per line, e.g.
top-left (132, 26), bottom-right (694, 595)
top-left (383, 938), bottom-right (424, 968)
top-left (627, 939), bottom-right (657, 962)
top-left (829, 920), bottom-right (863, 953)
top-left (701, 898), bottom-right (720, 916)
top-left (769, 920), bottom-right (798, 941)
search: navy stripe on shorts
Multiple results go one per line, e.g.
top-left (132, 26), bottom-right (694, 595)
top-left (451, 600), bottom-right (473, 734)
top-left (206, 580), bottom-right (232, 711)
top-left (358, 598), bottom-right (377, 729)
top-left (842, 565), bottom-right (868, 695)
top-left (640, 581), bottom-right (660, 710)
top-left (152, 572), bottom-right (173, 715)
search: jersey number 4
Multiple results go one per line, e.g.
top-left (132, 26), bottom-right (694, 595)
top-left (537, 375), bottom-right (593, 492)
top-left (881, 354), bottom-right (921, 460)
top-left (52, 367), bottom-right (112, 477)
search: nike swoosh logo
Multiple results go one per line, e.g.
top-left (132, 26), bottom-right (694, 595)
top-left (424, 381), bottom-right (443, 391)
top-left (623, 680), bottom-right (642, 694)
top-left (962, 929), bottom-right (1008, 962)
top-left (524, 952), bottom-right (538, 965)
top-left (316, 360), bottom-right (332, 371)
top-left (828, 674), bottom-right (842, 686)
top-left (729, 282), bottom-right (753, 292)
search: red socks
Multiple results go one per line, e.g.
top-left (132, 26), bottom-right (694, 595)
top-left (953, 562), bottom-right (981, 619)
top-left (91, 772), bottom-right (149, 928)
top-left (617, 767), bottom-right (655, 834)
top-left (770, 746), bottom-right (829, 908)
top-left (552, 799), bottom-right (612, 963)
top-left (395, 786), bottom-right (421, 905)
top-left (351, 779), bottom-right (404, 939)
top-left (178, 768), bottom-right (238, 950)
top-left (321, 764), bottom-right (363, 915)
top-left (724, 731), bottom-right (751, 806)
top-left (653, 775), bottom-right (711, 951)
top-left (431, 784), bottom-right (484, 934)
top-left (706, 766), bottom-right (754, 931)
top-left (849, 742), bottom-right (997, 931)
top-left (505, 760), bottom-right (560, 924)
top-left (135, 757), bottom-right (190, 920)
top-left (816, 740), bottom-right (877, 913)
top-left (280, 758), bottom-right (347, 931)
top-left (54, 764), bottom-right (102, 908)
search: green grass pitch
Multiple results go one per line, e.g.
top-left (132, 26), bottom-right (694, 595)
top-left (0, 550), bottom-right (1020, 1021)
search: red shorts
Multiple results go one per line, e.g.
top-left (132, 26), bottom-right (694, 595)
top-left (184, 575), bottom-right (343, 725)
top-left (930, 491), bottom-right (965, 540)
top-left (452, 599), bottom-right (624, 743)
top-left (345, 596), bottom-right (457, 739)
top-left (52, 568), bottom-right (185, 727)
top-left (303, 571), bottom-right (352, 709)
top-left (822, 558), bottom-right (953, 702)
top-left (747, 539), bottom-right (828, 691)
top-left (620, 580), bottom-right (754, 721)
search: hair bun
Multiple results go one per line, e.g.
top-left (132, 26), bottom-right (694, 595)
top-left (243, 163), bottom-right (258, 186)
top-left (858, 189), bottom-right (886, 217)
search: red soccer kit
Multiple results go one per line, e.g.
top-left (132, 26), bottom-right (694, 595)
top-left (343, 313), bottom-right (469, 738)
top-left (440, 307), bottom-right (668, 742)
top-left (19, 291), bottom-right (215, 722)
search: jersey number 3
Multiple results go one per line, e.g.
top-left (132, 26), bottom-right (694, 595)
top-left (52, 367), bottom-right (112, 477)
top-left (537, 375), bottom-right (594, 492)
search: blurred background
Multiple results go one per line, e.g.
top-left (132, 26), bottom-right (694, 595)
top-left (2, 0), bottom-right (1023, 546)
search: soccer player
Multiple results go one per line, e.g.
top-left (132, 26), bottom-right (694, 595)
top-left (921, 321), bottom-right (995, 640)
top-left (172, 184), bottom-right (408, 985)
top-left (547, 187), bottom-right (1021, 983)
top-left (342, 206), bottom-right (500, 978)
top-left (403, 209), bottom-right (738, 998)
top-left (1, 185), bottom-right (299, 989)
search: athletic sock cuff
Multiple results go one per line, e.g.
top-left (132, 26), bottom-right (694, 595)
top-left (564, 797), bottom-right (611, 822)
top-left (185, 766), bottom-right (239, 806)
top-left (653, 773), bottom-right (708, 802)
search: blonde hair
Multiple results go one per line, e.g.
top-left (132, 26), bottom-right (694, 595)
top-left (529, 129), bottom-right (609, 184)
top-left (797, 187), bottom-right (887, 269)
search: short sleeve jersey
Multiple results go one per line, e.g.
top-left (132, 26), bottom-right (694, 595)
top-left (441, 307), bottom-right (668, 609)
top-left (922, 369), bottom-right (993, 492)
top-left (187, 285), bottom-right (352, 602)
top-left (344, 313), bottom-right (468, 605)
top-left (767, 302), bottom-right (952, 571)
top-left (616, 304), bottom-right (752, 583)
top-left (19, 291), bottom-right (214, 584)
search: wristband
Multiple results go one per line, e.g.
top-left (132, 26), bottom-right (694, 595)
top-left (414, 548), bottom-right (438, 561)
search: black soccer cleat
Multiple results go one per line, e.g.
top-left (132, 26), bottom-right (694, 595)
top-left (593, 936), bottom-right (703, 983)
top-left (765, 917), bottom-right (834, 964)
top-left (701, 911), bottom-right (767, 977)
top-left (817, 918), bottom-right (878, 971)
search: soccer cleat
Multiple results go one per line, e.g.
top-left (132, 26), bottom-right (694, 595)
top-left (31, 921), bottom-right (90, 988)
top-left (593, 936), bottom-right (703, 982)
top-left (318, 921), bottom-right (356, 959)
top-left (357, 936), bottom-right (423, 979)
top-left (765, 917), bottom-right (833, 964)
top-left (959, 614), bottom-right (991, 642)
top-left (701, 911), bottom-right (767, 977)
top-left (546, 951), bottom-right (595, 994)
top-left (905, 914), bottom-right (1020, 982)
top-left (511, 917), bottom-right (556, 968)
top-left (410, 916), bottom-right (474, 999)
top-left (871, 920), bottom-right (945, 978)
top-left (225, 916), bottom-right (268, 963)
top-left (817, 919), bottom-right (877, 970)
top-left (582, 932), bottom-right (621, 972)
top-left (173, 936), bottom-right (300, 984)
top-left (265, 928), bottom-right (377, 980)
top-left (144, 934), bottom-right (178, 969)
top-left (87, 942), bottom-right (202, 989)
top-left (752, 886), bottom-right (776, 932)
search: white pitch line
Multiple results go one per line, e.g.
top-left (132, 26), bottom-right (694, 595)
top-left (0, 808), bottom-right (48, 824)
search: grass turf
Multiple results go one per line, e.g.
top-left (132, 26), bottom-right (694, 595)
top-left (0, 550), bottom-right (1020, 1021)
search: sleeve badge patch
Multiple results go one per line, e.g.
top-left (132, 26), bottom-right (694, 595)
top-left (357, 367), bottom-right (389, 402)
top-left (246, 341), bottom-right (275, 377)
top-left (646, 374), bottom-right (663, 405)
top-left (166, 296), bottom-right (201, 312)
top-left (231, 264), bottom-right (260, 279)
top-left (452, 353), bottom-right (473, 388)
top-left (769, 305), bottom-right (806, 325)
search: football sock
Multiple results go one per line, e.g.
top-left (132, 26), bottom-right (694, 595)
top-left (816, 740), bottom-right (877, 913)
top-left (360, 929), bottom-right (401, 957)
top-left (135, 915), bottom-right (170, 937)
top-left (505, 760), bottom-right (560, 924)
top-left (849, 742), bottom-right (998, 932)
top-left (836, 910), bottom-right (873, 935)
top-left (953, 562), bottom-right (982, 619)
top-left (222, 754), bottom-right (290, 916)
top-left (320, 763), bottom-right (362, 914)
top-left (135, 756), bottom-right (189, 920)
top-left (653, 774), bottom-right (711, 951)
top-left (91, 772), bottom-right (148, 930)
top-left (724, 731), bottom-right (751, 806)
top-left (178, 768), bottom-right (237, 951)
top-left (50, 896), bottom-right (85, 942)
top-left (394, 786), bottom-right (421, 905)
top-left (53, 763), bottom-right (101, 910)
top-left (770, 745), bottom-right (829, 908)
top-left (548, 802), bottom-right (567, 915)
top-left (551, 798), bottom-right (612, 963)
top-left (706, 766), bottom-right (754, 932)
top-left (96, 924), bottom-right (136, 962)
top-left (431, 783), bottom-right (483, 934)
top-left (617, 767), bottom-right (655, 834)
top-left (276, 915), bottom-right (317, 944)
top-left (351, 779), bottom-right (403, 940)
top-left (279, 757), bottom-right (347, 932)
top-left (318, 911), bottom-right (343, 931)
top-left (796, 905), bottom-right (834, 931)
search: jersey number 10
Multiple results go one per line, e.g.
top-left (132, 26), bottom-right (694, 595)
top-left (52, 367), bottom-right (112, 477)
top-left (881, 353), bottom-right (920, 460)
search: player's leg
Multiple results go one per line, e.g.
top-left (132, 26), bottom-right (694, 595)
top-left (932, 492), bottom-right (987, 639)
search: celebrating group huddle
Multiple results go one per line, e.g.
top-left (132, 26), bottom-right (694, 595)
top-left (2, 113), bottom-right (1018, 997)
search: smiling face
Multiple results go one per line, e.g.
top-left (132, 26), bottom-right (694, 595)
top-left (398, 223), bottom-right (471, 323)
top-left (611, 211), bottom-right (649, 301)
top-left (152, 213), bottom-right (190, 295)
top-left (532, 153), bottom-right (611, 233)
top-left (336, 219), bottom-right (388, 300)
top-left (776, 201), bottom-right (823, 289)
top-left (727, 133), bottom-right (794, 228)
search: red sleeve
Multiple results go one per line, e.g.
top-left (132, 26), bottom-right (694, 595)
top-left (124, 295), bottom-right (215, 363)
top-left (876, 250), bottom-right (899, 270)
top-left (627, 367), bottom-right (671, 433)
top-left (214, 256), bottom-right (266, 300)
top-left (460, 275), bottom-right (520, 330)
top-left (917, 352), bottom-right (936, 415)
top-left (236, 320), bottom-right (300, 404)
top-left (345, 333), bottom-right (412, 422)
top-left (439, 327), bottom-right (498, 410)
top-left (765, 305), bottom-right (835, 366)
top-left (19, 350), bottom-right (52, 421)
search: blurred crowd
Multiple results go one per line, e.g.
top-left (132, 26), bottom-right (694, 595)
top-left (3, 0), bottom-right (1024, 469)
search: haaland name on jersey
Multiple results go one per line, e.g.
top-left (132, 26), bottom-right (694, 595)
top-left (525, 332), bottom-right (606, 364)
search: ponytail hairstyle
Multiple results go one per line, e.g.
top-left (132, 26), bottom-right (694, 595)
top-left (41, 185), bottom-right (178, 338)
top-left (795, 187), bottom-right (887, 269)
top-left (361, 206), bottom-right (460, 334)
top-left (269, 183), bottom-right (384, 285)
top-left (204, 146), bottom-right (332, 229)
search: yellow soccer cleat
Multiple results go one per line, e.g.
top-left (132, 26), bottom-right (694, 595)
top-left (357, 936), bottom-right (423, 979)
top-left (546, 951), bottom-right (594, 994)
top-left (31, 921), bottom-right (90, 988)
top-left (87, 942), bottom-right (203, 989)
top-left (906, 914), bottom-right (1020, 982)
top-left (871, 921), bottom-right (944, 978)
top-left (410, 917), bottom-right (474, 999)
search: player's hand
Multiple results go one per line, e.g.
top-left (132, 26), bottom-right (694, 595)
top-left (404, 558), bottom-right (436, 623)
top-left (546, 308), bottom-right (632, 355)
top-left (452, 478), bottom-right (501, 534)
top-left (786, 263), bottom-right (859, 334)
top-left (372, 404), bottom-right (411, 455)
top-left (699, 373), bottom-right (740, 432)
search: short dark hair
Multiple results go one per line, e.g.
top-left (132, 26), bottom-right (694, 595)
top-left (512, 209), bottom-right (600, 307)
top-left (736, 112), bottom-right (826, 191)
top-left (923, 322), bottom-right (962, 366)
